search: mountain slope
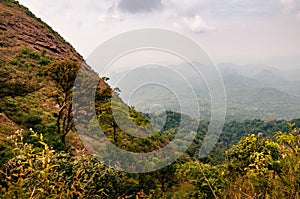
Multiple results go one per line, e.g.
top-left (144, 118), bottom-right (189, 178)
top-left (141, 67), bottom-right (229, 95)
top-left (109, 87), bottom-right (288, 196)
top-left (0, 0), bottom-right (82, 63)
top-left (0, 0), bottom-right (103, 147)
top-left (0, 0), bottom-right (155, 154)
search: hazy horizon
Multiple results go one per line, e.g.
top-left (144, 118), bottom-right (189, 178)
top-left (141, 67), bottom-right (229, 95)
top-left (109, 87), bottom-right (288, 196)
top-left (17, 0), bottom-right (300, 70)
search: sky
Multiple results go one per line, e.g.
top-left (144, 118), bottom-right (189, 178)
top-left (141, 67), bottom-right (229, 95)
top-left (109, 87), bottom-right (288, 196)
top-left (17, 0), bottom-right (300, 69)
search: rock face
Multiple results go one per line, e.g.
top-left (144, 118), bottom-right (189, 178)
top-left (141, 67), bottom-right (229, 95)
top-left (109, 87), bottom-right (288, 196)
top-left (0, 0), bottom-right (83, 63)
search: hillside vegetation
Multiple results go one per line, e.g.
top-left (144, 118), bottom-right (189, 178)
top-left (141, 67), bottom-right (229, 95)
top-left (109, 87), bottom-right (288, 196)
top-left (0, 0), bottom-right (96, 148)
top-left (0, 0), bottom-right (299, 198)
top-left (0, 121), bottom-right (299, 198)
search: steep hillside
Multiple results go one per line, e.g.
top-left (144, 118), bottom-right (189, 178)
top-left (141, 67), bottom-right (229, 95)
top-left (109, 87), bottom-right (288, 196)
top-left (0, 0), bottom-right (160, 154)
top-left (0, 0), bottom-right (83, 63)
top-left (0, 0), bottom-right (103, 147)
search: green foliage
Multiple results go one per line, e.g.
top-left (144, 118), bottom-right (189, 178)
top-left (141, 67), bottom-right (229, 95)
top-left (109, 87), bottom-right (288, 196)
top-left (0, 129), bottom-right (63, 198)
top-left (226, 134), bottom-right (282, 176)
top-left (173, 124), bottom-right (300, 198)
top-left (273, 124), bottom-right (300, 197)
top-left (0, 123), bottom-right (300, 198)
top-left (221, 125), bottom-right (300, 198)
top-left (43, 60), bottom-right (78, 94)
top-left (9, 48), bottom-right (52, 68)
top-left (0, 47), bottom-right (300, 198)
top-left (95, 87), bottom-right (165, 154)
top-left (0, 65), bottom-right (40, 98)
top-left (275, 123), bottom-right (300, 153)
top-left (0, 48), bottom-right (52, 98)
top-left (176, 160), bottom-right (224, 198)
top-left (0, 143), bottom-right (13, 168)
top-left (24, 115), bottom-right (42, 128)
top-left (43, 60), bottom-right (79, 147)
top-left (0, 129), bottom-right (123, 199)
top-left (192, 119), bottom-right (290, 164)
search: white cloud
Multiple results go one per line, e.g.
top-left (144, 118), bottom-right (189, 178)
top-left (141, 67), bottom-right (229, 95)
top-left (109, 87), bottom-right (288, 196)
top-left (177, 15), bottom-right (215, 33)
top-left (17, 0), bottom-right (300, 68)
top-left (280, 0), bottom-right (296, 9)
top-left (279, 0), bottom-right (300, 19)
top-left (173, 15), bottom-right (215, 33)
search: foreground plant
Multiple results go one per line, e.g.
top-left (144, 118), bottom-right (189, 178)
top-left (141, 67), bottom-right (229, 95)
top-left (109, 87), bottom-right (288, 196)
top-left (0, 129), bottom-right (123, 199)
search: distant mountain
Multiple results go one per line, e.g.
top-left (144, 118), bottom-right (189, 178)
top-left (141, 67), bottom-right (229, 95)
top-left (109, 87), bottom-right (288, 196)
top-left (218, 63), bottom-right (281, 77)
top-left (282, 68), bottom-right (300, 81)
top-left (108, 62), bottom-right (300, 120)
top-left (219, 63), bottom-right (300, 96)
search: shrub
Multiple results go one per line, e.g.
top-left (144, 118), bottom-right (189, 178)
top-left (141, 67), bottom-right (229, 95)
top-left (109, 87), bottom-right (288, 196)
top-left (24, 115), bottom-right (42, 128)
top-left (0, 129), bottom-right (124, 199)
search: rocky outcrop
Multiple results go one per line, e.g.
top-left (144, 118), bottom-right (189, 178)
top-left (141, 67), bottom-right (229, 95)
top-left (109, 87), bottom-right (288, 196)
top-left (0, 1), bottom-right (83, 63)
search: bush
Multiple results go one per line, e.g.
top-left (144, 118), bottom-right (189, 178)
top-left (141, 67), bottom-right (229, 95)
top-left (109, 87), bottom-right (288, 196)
top-left (0, 129), bottom-right (124, 199)
top-left (0, 144), bottom-right (13, 168)
top-left (24, 115), bottom-right (42, 128)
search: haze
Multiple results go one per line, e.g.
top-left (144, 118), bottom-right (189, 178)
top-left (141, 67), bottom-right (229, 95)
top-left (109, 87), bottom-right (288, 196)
top-left (18, 0), bottom-right (300, 70)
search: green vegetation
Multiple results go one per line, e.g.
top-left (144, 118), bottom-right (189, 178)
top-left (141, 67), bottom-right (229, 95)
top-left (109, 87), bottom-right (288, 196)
top-left (0, 47), bottom-right (299, 198)
top-left (0, 1), bottom-right (299, 198)
top-left (0, 48), bottom-right (59, 148)
top-left (0, 48), bottom-right (51, 98)
top-left (43, 60), bottom-right (79, 148)
top-left (0, 122), bottom-right (299, 198)
top-left (0, 130), bottom-right (123, 198)
top-left (1, 51), bottom-right (299, 197)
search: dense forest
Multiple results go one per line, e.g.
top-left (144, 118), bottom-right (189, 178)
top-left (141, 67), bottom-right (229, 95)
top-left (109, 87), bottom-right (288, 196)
top-left (0, 0), bottom-right (299, 198)
top-left (0, 114), bottom-right (299, 198)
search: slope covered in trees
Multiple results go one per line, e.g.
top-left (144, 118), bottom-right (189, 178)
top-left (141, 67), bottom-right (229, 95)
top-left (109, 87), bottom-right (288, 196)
top-left (0, 1), bottom-right (299, 198)
top-left (0, 121), bottom-right (299, 198)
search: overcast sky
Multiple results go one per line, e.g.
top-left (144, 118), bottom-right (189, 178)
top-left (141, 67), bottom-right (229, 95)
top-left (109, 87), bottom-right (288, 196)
top-left (18, 0), bottom-right (300, 69)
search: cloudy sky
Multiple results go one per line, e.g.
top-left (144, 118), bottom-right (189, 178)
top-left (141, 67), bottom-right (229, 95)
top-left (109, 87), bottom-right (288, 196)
top-left (18, 0), bottom-right (300, 69)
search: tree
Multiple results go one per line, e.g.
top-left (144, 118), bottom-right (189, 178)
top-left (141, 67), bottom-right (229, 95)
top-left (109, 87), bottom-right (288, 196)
top-left (44, 60), bottom-right (79, 148)
top-left (226, 134), bottom-right (282, 176)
